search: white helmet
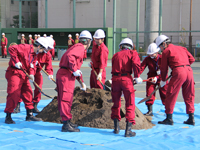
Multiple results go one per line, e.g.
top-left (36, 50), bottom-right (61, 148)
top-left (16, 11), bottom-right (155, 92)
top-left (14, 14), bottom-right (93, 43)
top-left (36, 37), bottom-right (49, 50)
top-left (34, 34), bottom-right (37, 37)
top-left (38, 34), bottom-right (40, 37)
top-left (76, 33), bottom-right (79, 36)
top-left (147, 43), bottom-right (160, 55)
top-left (29, 34), bottom-right (32, 37)
top-left (79, 30), bottom-right (92, 40)
top-left (50, 35), bottom-right (53, 38)
top-left (22, 34), bottom-right (25, 37)
top-left (119, 38), bottom-right (133, 50)
top-left (43, 34), bottom-right (47, 37)
top-left (2, 33), bottom-right (5, 35)
top-left (68, 34), bottom-right (72, 37)
top-left (93, 29), bottom-right (105, 39)
top-left (156, 35), bottom-right (169, 47)
top-left (46, 37), bottom-right (54, 49)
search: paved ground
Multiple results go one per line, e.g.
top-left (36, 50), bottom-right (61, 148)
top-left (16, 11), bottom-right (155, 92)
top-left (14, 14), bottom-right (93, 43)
top-left (0, 56), bottom-right (200, 105)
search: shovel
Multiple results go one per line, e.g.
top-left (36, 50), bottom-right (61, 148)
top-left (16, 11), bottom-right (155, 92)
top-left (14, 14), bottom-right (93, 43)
top-left (137, 75), bottom-right (172, 104)
top-left (90, 62), bottom-right (111, 91)
top-left (77, 76), bottom-right (92, 96)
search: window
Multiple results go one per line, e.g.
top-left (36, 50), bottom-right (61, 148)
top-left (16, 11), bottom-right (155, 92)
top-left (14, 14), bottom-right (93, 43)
top-left (35, 2), bottom-right (38, 6)
top-left (22, 1), bottom-right (25, 5)
top-left (28, 2), bottom-right (30, 6)
top-left (11, 0), bottom-right (14, 4)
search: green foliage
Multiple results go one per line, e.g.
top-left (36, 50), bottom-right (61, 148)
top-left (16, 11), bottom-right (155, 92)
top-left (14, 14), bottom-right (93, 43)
top-left (10, 15), bottom-right (25, 28)
top-left (196, 53), bottom-right (200, 57)
top-left (139, 47), bottom-right (144, 52)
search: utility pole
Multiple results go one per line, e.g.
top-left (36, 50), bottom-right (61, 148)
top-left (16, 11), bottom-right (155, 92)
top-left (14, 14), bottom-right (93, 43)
top-left (189, 0), bottom-right (192, 51)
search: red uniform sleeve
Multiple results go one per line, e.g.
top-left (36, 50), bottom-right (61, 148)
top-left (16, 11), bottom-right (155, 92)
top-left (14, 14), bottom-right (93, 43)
top-left (72, 39), bottom-right (75, 45)
top-left (45, 53), bottom-right (53, 75)
top-left (8, 46), bottom-right (20, 64)
top-left (99, 46), bottom-right (108, 69)
top-left (160, 50), bottom-right (169, 81)
top-left (29, 56), bottom-right (37, 75)
top-left (53, 41), bottom-right (56, 48)
top-left (5, 38), bottom-right (8, 45)
top-left (67, 55), bottom-right (78, 72)
top-left (186, 50), bottom-right (195, 65)
top-left (140, 57), bottom-right (148, 74)
top-left (132, 51), bottom-right (141, 78)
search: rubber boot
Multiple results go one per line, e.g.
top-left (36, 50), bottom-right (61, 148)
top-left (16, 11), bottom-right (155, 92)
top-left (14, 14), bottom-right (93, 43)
top-left (5, 55), bottom-right (7, 58)
top-left (62, 120), bottom-right (80, 132)
top-left (144, 105), bottom-right (153, 116)
top-left (184, 113), bottom-right (195, 125)
top-left (69, 120), bottom-right (78, 128)
top-left (5, 113), bottom-right (16, 124)
top-left (158, 114), bottom-right (174, 125)
top-left (26, 109), bottom-right (42, 121)
top-left (125, 121), bottom-right (136, 137)
top-left (113, 118), bottom-right (120, 134)
top-left (13, 102), bottom-right (21, 113)
top-left (33, 102), bottom-right (40, 113)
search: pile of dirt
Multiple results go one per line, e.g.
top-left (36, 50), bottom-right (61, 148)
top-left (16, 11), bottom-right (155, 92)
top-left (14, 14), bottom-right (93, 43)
top-left (37, 87), bottom-right (154, 130)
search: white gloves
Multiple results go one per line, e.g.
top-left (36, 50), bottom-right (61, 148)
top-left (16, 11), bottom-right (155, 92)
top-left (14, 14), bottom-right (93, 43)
top-left (88, 61), bottom-right (93, 68)
top-left (80, 82), bottom-right (86, 91)
top-left (48, 75), bottom-right (53, 81)
top-left (29, 74), bottom-right (34, 83)
top-left (151, 77), bottom-right (157, 84)
top-left (73, 70), bottom-right (82, 77)
top-left (97, 72), bottom-right (102, 81)
top-left (135, 77), bottom-right (143, 84)
top-left (160, 80), bottom-right (166, 87)
top-left (15, 62), bottom-right (22, 69)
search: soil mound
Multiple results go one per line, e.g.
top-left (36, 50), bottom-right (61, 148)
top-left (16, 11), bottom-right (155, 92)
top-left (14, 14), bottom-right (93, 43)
top-left (37, 87), bottom-right (154, 130)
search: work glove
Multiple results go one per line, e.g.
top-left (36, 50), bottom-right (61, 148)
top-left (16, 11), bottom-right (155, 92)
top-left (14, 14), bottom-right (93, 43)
top-left (35, 61), bottom-right (39, 66)
top-left (48, 75), bottom-right (53, 81)
top-left (88, 61), bottom-right (93, 68)
top-left (135, 77), bottom-right (143, 84)
top-left (80, 82), bottom-right (86, 91)
top-left (15, 62), bottom-right (22, 69)
top-left (29, 74), bottom-right (34, 83)
top-left (73, 70), bottom-right (82, 77)
top-left (160, 80), bottom-right (166, 87)
top-left (97, 72), bottom-right (102, 81)
top-left (150, 77), bottom-right (157, 84)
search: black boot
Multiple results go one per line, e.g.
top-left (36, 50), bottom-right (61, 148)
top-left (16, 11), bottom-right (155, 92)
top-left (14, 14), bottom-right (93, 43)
top-left (144, 105), bottom-right (153, 116)
top-left (69, 120), bottom-right (78, 128)
top-left (113, 118), bottom-right (120, 134)
top-left (62, 120), bottom-right (80, 132)
top-left (2, 56), bottom-right (4, 58)
top-left (13, 102), bottom-right (21, 113)
top-left (125, 121), bottom-right (136, 137)
top-left (184, 113), bottom-right (195, 125)
top-left (33, 102), bottom-right (40, 113)
top-left (5, 113), bottom-right (16, 124)
top-left (26, 109), bottom-right (42, 121)
top-left (158, 114), bottom-right (174, 125)
top-left (5, 55), bottom-right (7, 58)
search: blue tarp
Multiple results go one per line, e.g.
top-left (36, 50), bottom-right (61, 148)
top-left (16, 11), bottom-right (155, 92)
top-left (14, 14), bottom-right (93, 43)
top-left (0, 98), bottom-right (199, 150)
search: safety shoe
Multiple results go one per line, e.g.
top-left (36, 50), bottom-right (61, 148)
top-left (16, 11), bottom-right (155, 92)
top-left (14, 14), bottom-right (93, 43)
top-left (5, 113), bottom-right (16, 124)
top-left (158, 114), bottom-right (173, 125)
top-left (113, 118), bottom-right (120, 134)
top-left (26, 109), bottom-right (42, 121)
top-left (62, 120), bottom-right (80, 132)
top-left (125, 121), bottom-right (136, 137)
top-left (184, 113), bottom-right (195, 125)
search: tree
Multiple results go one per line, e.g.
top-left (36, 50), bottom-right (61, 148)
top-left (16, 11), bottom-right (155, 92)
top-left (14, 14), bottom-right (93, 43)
top-left (10, 15), bottom-right (26, 28)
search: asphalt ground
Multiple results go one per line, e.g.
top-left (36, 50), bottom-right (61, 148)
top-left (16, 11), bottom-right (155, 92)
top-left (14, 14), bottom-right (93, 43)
top-left (0, 56), bottom-right (200, 105)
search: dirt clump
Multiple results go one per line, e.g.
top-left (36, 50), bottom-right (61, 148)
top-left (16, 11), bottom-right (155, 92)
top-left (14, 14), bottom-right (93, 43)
top-left (37, 87), bottom-right (154, 130)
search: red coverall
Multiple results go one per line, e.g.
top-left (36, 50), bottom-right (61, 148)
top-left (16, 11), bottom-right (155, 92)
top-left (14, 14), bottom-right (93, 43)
top-left (161, 44), bottom-right (195, 114)
top-left (140, 54), bottom-right (168, 106)
top-left (90, 42), bottom-right (109, 89)
top-left (68, 39), bottom-right (74, 49)
top-left (28, 39), bottom-right (34, 44)
top-left (32, 52), bottom-right (53, 103)
top-left (56, 43), bottom-right (84, 121)
top-left (21, 39), bottom-right (27, 44)
top-left (1, 37), bottom-right (8, 57)
top-left (4, 44), bottom-right (36, 113)
top-left (49, 40), bottom-right (56, 59)
top-left (83, 49), bottom-right (87, 59)
top-left (111, 49), bottom-right (141, 124)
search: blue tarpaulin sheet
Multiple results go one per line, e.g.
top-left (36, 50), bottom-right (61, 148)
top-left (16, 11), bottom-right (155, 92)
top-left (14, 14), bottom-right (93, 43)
top-left (0, 98), bottom-right (199, 150)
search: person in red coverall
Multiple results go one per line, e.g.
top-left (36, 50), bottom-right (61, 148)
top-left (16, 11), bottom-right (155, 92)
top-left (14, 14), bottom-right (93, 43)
top-left (4, 37), bottom-right (50, 124)
top-left (140, 43), bottom-right (168, 116)
top-left (88, 29), bottom-right (109, 89)
top-left (111, 38), bottom-right (143, 137)
top-left (156, 35), bottom-right (195, 126)
top-left (67, 34), bottom-right (74, 49)
top-left (49, 35), bottom-right (56, 60)
top-left (75, 33), bottom-right (79, 44)
top-left (21, 34), bottom-right (27, 44)
top-left (34, 34), bottom-right (38, 43)
top-left (56, 30), bottom-right (92, 132)
top-left (13, 37), bottom-right (54, 114)
top-left (1, 33), bottom-right (8, 58)
top-left (28, 35), bottom-right (34, 44)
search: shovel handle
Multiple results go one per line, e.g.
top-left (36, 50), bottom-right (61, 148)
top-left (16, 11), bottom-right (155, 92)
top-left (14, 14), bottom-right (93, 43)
top-left (39, 65), bottom-right (56, 84)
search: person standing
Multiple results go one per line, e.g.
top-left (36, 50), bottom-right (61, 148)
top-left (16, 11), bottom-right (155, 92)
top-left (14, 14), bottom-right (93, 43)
top-left (4, 37), bottom-right (49, 124)
top-left (156, 35), bottom-right (195, 125)
top-left (75, 33), bottom-right (79, 44)
top-left (111, 38), bottom-right (143, 137)
top-left (89, 29), bottom-right (109, 89)
top-left (1, 33), bottom-right (8, 58)
top-left (140, 43), bottom-right (168, 116)
top-left (34, 34), bottom-right (38, 43)
top-left (28, 35), bottom-right (34, 45)
top-left (49, 35), bottom-right (56, 60)
top-left (21, 34), bottom-right (27, 44)
top-left (67, 34), bottom-right (74, 49)
top-left (56, 30), bottom-right (92, 132)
